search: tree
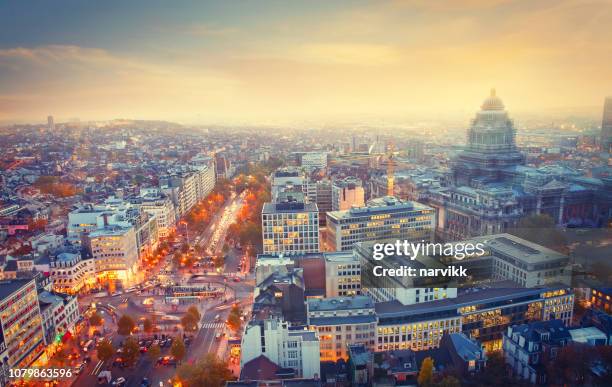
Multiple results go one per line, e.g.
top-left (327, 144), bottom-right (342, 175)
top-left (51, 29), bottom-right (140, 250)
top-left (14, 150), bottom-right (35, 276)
top-left (227, 304), bottom-right (242, 333)
top-left (147, 344), bottom-right (161, 363)
top-left (437, 375), bottom-right (460, 387)
top-left (418, 357), bottom-right (434, 387)
top-left (54, 347), bottom-right (69, 366)
top-left (473, 351), bottom-right (513, 386)
top-left (508, 214), bottom-right (567, 253)
top-left (186, 306), bottom-right (201, 322)
top-left (122, 337), bottom-right (140, 367)
top-left (143, 318), bottom-right (154, 334)
top-left (181, 312), bottom-right (199, 332)
top-left (176, 354), bottom-right (234, 386)
top-left (89, 312), bottom-right (103, 327)
top-left (171, 337), bottom-right (186, 362)
top-left (117, 314), bottom-right (136, 336)
top-left (97, 339), bottom-right (114, 362)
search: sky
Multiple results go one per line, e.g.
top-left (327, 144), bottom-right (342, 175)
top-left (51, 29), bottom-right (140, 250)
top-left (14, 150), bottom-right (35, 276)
top-left (0, 0), bottom-right (611, 125)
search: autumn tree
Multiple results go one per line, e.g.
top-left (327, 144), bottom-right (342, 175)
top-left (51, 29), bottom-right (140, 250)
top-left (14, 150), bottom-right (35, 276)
top-left (227, 304), bottom-right (242, 333)
top-left (97, 339), bottom-right (114, 362)
top-left (171, 337), bottom-right (186, 363)
top-left (89, 312), bottom-right (103, 327)
top-left (186, 306), bottom-right (201, 322)
top-left (117, 314), bottom-right (136, 336)
top-left (176, 354), bottom-right (234, 386)
top-left (122, 337), bottom-right (140, 367)
top-left (181, 307), bottom-right (201, 332)
top-left (418, 357), bottom-right (434, 387)
top-left (143, 317), bottom-right (154, 334)
top-left (148, 344), bottom-right (161, 362)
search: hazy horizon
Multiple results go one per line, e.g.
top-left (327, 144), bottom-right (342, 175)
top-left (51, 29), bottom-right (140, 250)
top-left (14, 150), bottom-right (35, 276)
top-left (1, 0), bottom-right (611, 125)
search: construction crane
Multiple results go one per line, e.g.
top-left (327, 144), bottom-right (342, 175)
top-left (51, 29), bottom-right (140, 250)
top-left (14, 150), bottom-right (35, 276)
top-left (386, 140), bottom-right (396, 196)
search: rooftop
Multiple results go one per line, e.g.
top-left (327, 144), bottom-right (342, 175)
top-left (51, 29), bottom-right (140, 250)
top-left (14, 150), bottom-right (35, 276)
top-left (0, 278), bottom-right (34, 300)
top-left (307, 296), bottom-right (374, 312)
top-left (327, 196), bottom-right (432, 220)
top-left (471, 233), bottom-right (568, 264)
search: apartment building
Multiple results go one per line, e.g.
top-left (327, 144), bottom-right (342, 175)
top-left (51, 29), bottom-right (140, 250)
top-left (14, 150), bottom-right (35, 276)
top-left (0, 279), bottom-right (45, 376)
top-left (241, 318), bottom-right (321, 379)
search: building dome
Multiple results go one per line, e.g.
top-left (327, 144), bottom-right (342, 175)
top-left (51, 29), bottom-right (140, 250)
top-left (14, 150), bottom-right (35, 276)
top-left (481, 88), bottom-right (505, 111)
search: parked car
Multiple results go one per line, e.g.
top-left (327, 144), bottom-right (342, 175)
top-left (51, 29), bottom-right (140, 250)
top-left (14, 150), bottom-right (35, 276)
top-left (112, 377), bottom-right (126, 386)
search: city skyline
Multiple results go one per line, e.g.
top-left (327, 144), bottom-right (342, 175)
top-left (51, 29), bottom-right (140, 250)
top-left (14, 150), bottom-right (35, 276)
top-left (1, 0), bottom-right (612, 125)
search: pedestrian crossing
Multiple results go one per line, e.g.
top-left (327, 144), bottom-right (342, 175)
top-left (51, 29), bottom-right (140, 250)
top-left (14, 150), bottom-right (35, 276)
top-left (201, 322), bottom-right (225, 329)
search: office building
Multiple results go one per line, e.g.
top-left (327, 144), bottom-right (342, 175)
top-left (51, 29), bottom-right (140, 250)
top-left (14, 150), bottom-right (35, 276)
top-left (241, 318), bottom-right (321, 379)
top-left (376, 286), bottom-right (573, 352)
top-left (315, 179), bottom-right (333, 226)
top-left (602, 97), bottom-right (612, 152)
top-left (306, 296), bottom-right (377, 362)
top-left (89, 225), bottom-right (139, 286)
top-left (354, 242), bottom-right (458, 305)
top-left (326, 196), bottom-right (435, 252)
top-left (49, 251), bottom-right (96, 295)
top-left (332, 177), bottom-right (365, 211)
top-left (271, 167), bottom-right (317, 204)
top-left (300, 152), bottom-right (328, 171)
top-left (473, 233), bottom-right (572, 287)
top-left (47, 115), bottom-right (55, 132)
top-left (262, 192), bottom-right (319, 255)
top-left (324, 251), bottom-right (361, 297)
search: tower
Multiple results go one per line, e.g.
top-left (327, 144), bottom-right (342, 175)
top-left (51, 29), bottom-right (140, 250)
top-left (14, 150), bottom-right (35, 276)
top-left (601, 97), bottom-right (612, 152)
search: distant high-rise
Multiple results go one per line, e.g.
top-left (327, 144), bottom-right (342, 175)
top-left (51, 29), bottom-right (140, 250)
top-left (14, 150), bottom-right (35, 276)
top-left (47, 115), bottom-right (55, 131)
top-left (601, 97), bottom-right (612, 152)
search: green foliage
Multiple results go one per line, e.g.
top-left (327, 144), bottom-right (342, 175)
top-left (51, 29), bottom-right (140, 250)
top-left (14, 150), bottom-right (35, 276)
top-left (148, 344), bottom-right (161, 361)
top-left (171, 337), bottom-right (186, 362)
top-left (508, 214), bottom-right (567, 253)
top-left (436, 375), bottom-right (460, 387)
top-left (122, 337), bottom-right (140, 367)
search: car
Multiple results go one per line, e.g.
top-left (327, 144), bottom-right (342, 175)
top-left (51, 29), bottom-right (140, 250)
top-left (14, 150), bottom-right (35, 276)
top-left (112, 377), bottom-right (126, 386)
top-left (139, 346), bottom-right (148, 353)
top-left (112, 358), bottom-right (126, 368)
top-left (141, 378), bottom-right (151, 387)
top-left (75, 363), bottom-right (86, 375)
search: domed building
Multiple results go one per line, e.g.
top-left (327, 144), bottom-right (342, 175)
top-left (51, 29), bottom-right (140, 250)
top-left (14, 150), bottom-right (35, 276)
top-left (452, 89), bottom-right (525, 187)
